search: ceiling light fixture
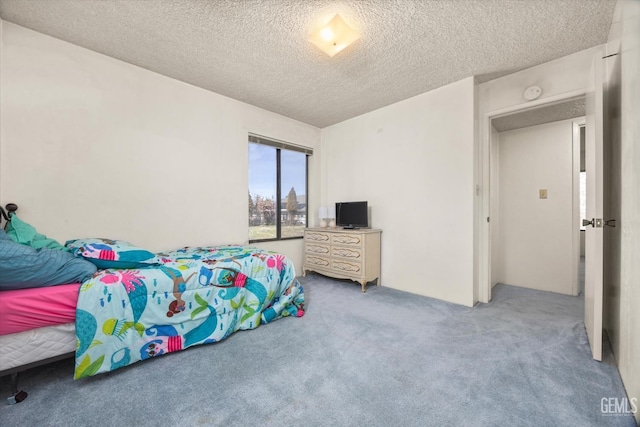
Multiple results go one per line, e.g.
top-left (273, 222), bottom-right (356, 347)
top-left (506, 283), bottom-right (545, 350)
top-left (309, 14), bottom-right (360, 57)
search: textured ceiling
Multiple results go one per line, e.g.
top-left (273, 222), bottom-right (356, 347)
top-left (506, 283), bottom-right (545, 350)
top-left (0, 0), bottom-right (616, 128)
top-left (492, 97), bottom-right (586, 133)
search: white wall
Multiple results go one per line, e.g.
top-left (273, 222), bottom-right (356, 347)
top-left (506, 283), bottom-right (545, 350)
top-left (496, 119), bottom-right (576, 295)
top-left (479, 46), bottom-right (601, 115)
top-left (490, 125), bottom-right (501, 286)
top-left (0, 22), bottom-right (321, 273)
top-left (321, 77), bottom-right (476, 307)
top-left (606, 1), bottom-right (640, 423)
top-left (0, 19), bottom-right (3, 206)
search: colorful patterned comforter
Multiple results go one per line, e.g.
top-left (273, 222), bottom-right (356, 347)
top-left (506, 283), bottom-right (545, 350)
top-left (74, 246), bottom-right (305, 378)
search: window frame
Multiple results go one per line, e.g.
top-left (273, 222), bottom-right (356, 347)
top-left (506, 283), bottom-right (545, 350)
top-left (248, 134), bottom-right (310, 243)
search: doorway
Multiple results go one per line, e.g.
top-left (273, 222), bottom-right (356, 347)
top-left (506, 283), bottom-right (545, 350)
top-left (488, 99), bottom-right (586, 296)
top-left (478, 89), bottom-right (588, 304)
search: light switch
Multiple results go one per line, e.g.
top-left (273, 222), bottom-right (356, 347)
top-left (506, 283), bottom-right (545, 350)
top-left (539, 189), bottom-right (548, 199)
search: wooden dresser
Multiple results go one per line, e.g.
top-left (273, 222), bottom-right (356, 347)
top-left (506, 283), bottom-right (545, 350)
top-left (303, 228), bottom-right (381, 292)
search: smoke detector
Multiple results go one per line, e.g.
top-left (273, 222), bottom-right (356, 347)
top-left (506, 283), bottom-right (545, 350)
top-left (523, 86), bottom-right (542, 101)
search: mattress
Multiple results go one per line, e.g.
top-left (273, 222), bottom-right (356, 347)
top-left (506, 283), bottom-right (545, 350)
top-left (0, 323), bottom-right (76, 371)
top-left (0, 283), bottom-right (80, 335)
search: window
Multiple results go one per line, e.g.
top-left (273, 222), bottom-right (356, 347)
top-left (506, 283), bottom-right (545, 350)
top-left (248, 134), bottom-right (310, 242)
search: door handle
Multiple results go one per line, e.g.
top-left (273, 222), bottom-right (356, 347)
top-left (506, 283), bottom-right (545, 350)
top-left (605, 219), bottom-right (616, 228)
top-left (582, 218), bottom-right (595, 228)
top-left (583, 218), bottom-right (605, 228)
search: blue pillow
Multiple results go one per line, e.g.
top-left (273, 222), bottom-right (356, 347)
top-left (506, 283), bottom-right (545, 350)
top-left (0, 230), bottom-right (97, 290)
top-left (65, 238), bottom-right (160, 269)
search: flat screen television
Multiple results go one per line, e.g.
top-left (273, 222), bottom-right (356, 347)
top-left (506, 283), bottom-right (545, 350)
top-left (335, 201), bottom-right (368, 229)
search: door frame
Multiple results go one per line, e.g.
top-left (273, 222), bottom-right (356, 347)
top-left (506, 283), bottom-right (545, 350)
top-left (572, 118), bottom-right (586, 297)
top-left (478, 89), bottom-right (586, 303)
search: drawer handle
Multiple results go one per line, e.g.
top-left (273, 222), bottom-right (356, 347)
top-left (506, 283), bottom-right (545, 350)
top-left (307, 257), bottom-right (329, 267)
top-left (333, 262), bottom-right (361, 272)
top-left (333, 236), bottom-right (361, 245)
top-left (333, 249), bottom-right (361, 258)
top-left (307, 234), bottom-right (329, 242)
top-left (308, 246), bottom-right (330, 254)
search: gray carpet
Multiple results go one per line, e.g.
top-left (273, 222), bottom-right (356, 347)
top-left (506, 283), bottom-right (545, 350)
top-left (0, 275), bottom-right (636, 427)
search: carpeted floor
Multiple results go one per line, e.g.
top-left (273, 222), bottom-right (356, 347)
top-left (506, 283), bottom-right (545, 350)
top-left (0, 274), bottom-right (636, 426)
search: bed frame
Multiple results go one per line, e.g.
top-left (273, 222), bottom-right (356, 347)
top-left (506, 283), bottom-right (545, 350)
top-left (0, 203), bottom-right (18, 224)
top-left (0, 203), bottom-right (75, 405)
top-left (1, 351), bottom-right (74, 404)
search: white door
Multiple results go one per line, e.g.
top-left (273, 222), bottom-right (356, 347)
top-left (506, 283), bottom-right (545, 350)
top-left (584, 50), bottom-right (604, 361)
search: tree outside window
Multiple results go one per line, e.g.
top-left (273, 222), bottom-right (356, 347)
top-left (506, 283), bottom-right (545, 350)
top-left (248, 138), bottom-right (308, 241)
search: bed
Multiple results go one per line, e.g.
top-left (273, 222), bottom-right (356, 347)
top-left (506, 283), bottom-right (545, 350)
top-left (0, 283), bottom-right (80, 375)
top-left (0, 285), bottom-right (78, 404)
top-left (0, 204), bottom-right (305, 403)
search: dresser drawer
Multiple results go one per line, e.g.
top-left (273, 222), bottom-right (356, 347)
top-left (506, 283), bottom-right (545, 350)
top-left (305, 231), bottom-right (330, 243)
top-left (306, 243), bottom-right (330, 256)
top-left (331, 246), bottom-right (362, 260)
top-left (330, 233), bottom-right (362, 247)
top-left (331, 259), bottom-right (362, 275)
top-left (303, 227), bottom-right (381, 293)
top-left (305, 255), bottom-right (330, 269)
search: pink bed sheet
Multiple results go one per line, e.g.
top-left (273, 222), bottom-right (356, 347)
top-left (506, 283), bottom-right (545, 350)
top-left (0, 283), bottom-right (80, 335)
